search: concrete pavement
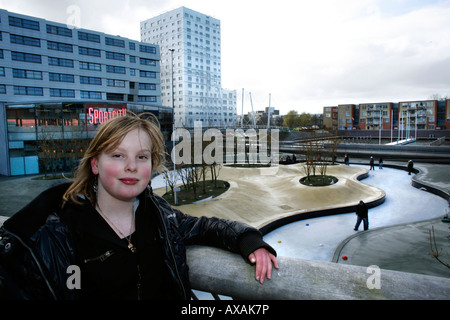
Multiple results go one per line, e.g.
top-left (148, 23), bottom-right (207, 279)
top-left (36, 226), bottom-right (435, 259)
top-left (332, 217), bottom-right (450, 278)
top-left (331, 161), bottom-right (449, 278)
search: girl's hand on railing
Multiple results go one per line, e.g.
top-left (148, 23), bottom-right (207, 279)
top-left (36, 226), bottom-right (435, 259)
top-left (248, 248), bottom-right (279, 284)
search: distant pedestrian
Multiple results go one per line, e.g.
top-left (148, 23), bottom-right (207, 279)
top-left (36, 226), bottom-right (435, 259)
top-left (369, 156), bottom-right (375, 170)
top-left (344, 154), bottom-right (349, 166)
top-left (378, 157), bottom-right (383, 169)
top-left (407, 160), bottom-right (414, 175)
top-left (354, 200), bottom-right (369, 231)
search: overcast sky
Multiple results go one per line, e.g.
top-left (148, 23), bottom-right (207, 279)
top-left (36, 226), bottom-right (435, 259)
top-left (1, 0), bottom-right (450, 115)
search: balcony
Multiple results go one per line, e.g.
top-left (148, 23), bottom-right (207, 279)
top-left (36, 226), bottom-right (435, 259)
top-left (187, 246), bottom-right (450, 300)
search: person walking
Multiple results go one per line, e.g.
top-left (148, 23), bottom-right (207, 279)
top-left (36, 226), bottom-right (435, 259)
top-left (344, 154), bottom-right (350, 166)
top-left (407, 160), bottom-right (414, 175)
top-left (354, 200), bottom-right (369, 231)
top-left (378, 157), bottom-right (383, 169)
top-left (369, 156), bottom-right (375, 170)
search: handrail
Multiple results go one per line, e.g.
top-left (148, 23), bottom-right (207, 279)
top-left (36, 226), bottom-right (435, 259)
top-left (186, 246), bottom-right (450, 300)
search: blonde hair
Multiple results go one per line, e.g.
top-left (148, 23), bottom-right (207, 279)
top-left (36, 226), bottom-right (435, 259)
top-left (62, 111), bottom-right (167, 206)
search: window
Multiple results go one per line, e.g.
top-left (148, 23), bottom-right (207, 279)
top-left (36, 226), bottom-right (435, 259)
top-left (79, 47), bottom-right (101, 57)
top-left (80, 76), bottom-right (102, 85)
top-left (48, 57), bottom-right (74, 68)
top-left (140, 58), bottom-right (157, 66)
top-left (106, 65), bottom-right (126, 74)
top-left (79, 61), bottom-right (101, 71)
top-left (0, 85), bottom-right (5, 94)
top-left (105, 37), bottom-right (125, 47)
top-left (137, 96), bottom-right (157, 102)
top-left (129, 42), bottom-right (136, 50)
top-left (46, 24), bottom-right (72, 37)
top-left (9, 16), bottom-right (40, 31)
top-left (139, 44), bottom-right (156, 54)
top-left (10, 34), bottom-right (41, 47)
top-left (107, 79), bottom-right (125, 87)
top-left (139, 83), bottom-right (156, 90)
top-left (105, 51), bottom-right (125, 61)
top-left (14, 86), bottom-right (43, 96)
top-left (80, 90), bottom-right (102, 99)
top-left (47, 41), bottom-right (73, 52)
top-left (106, 93), bottom-right (124, 101)
top-left (49, 73), bottom-right (74, 83)
top-left (140, 71), bottom-right (156, 78)
top-left (50, 88), bottom-right (75, 97)
top-left (12, 51), bottom-right (41, 64)
top-left (78, 31), bottom-right (100, 43)
top-left (12, 69), bottom-right (43, 80)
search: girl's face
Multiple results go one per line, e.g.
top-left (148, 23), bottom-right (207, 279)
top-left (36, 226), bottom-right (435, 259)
top-left (91, 128), bottom-right (153, 203)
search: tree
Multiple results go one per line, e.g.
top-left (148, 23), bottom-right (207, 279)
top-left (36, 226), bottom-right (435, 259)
top-left (283, 110), bottom-right (300, 128)
top-left (299, 112), bottom-right (312, 127)
top-left (162, 169), bottom-right (178, 201)
top-left (428, 93), bottom-right (449, 100)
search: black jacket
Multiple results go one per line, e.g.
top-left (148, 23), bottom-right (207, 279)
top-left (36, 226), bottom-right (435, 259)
top-left (356, 202), bottom-right (368, 219)
top-left (0, 182), bottom-right (275, 300)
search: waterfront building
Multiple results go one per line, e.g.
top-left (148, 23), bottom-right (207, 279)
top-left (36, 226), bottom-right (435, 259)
top-left (140, 6), bottom-right (237, 128)
top-left (323, 106), bottom-right (338, 131)
top-left (337, 104), bottom-right (357, 130)
top-left (323, 99), bottom-right (450, 133)
top-left (398, 100), bottom-right (437, 131)
top-left (0, 9), bottom-right (172, 176)
top-left (359, 102), bottom-right (394, 130)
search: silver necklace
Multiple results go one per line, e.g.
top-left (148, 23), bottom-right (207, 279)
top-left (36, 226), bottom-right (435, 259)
top-left (96, 204), bottom-right (137, 253)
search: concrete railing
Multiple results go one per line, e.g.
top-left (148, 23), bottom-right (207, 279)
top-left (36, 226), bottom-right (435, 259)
top-left (186, 246), bottom-right (450, 300)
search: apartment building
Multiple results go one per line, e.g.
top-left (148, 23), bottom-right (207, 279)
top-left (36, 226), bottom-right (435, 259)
top-left (337, 104), bottom-right (357, 130)
top-left (398, 100), bottom-right (437, 131)
top-left (323, 106), bottom-right (338, 130)
top-left (140, 6), bottom-right (237, 128)
top-left (359, 102), bottom-right (394, 130)
top-left (0, 9), bottom-right (172, 176)
top-left (324, 99), bottom-right (450, 132)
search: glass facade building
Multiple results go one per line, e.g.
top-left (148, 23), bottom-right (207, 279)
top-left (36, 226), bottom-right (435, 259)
top-left (0, 9), bottom-right (173, 176)
top-left (2, 101), bottom-right (173, 177)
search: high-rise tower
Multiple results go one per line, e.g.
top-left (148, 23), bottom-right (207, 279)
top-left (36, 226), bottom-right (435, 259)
top-left (141, 7), bottom-right (236, 128)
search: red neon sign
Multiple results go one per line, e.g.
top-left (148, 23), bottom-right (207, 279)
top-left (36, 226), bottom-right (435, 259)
top-left (87, 106), bottom-right (127, 125)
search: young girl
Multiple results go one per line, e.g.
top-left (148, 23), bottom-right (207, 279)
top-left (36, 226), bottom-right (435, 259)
top-left (0, 112), bottom-right (277, 300)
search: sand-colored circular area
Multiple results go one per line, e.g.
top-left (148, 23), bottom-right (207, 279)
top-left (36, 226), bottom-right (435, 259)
top-left (153, 163), bottom-right (385, 230)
